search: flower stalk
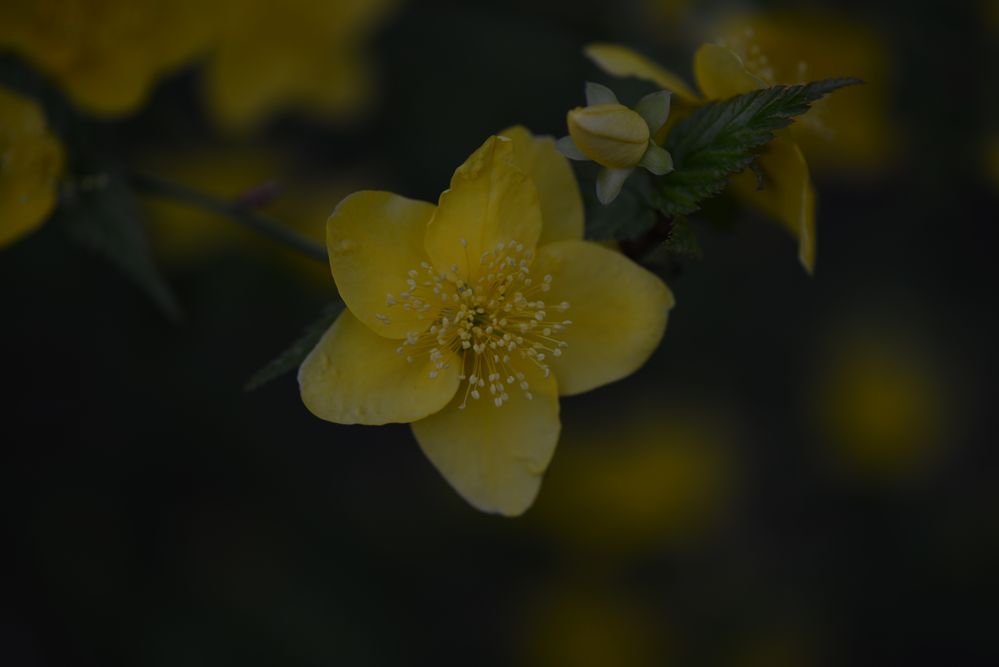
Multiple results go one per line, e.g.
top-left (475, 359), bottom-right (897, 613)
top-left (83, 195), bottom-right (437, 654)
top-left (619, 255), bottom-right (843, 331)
top-left (129, 171), bottom-right (328, 263)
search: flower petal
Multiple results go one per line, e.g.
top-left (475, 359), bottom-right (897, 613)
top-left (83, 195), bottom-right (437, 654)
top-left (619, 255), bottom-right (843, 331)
top-left (729, 136), bottom-right (816, 273)
top-left (533, 241), bottom-right (674, 395)
top-left (596, 167), bottom-right (634, 204)
top-left (693, 43), bottom-right (767, 100)
top-left (299, 310), bottom-right (460, 425)
top-left (411, 363), bottom-right (560, 516)
top-left (0, 87), bottom-right (64, 247)
top-left (584, 43), bottom-right (701, 104)
top-left (425, 136), bottom-right (543, 279)
top-left (585, 81), bottom-right (618, 106)
top-left (327, 190), bottom-right (440, 339)
top-left (500, 125), bottom-right (585, 244)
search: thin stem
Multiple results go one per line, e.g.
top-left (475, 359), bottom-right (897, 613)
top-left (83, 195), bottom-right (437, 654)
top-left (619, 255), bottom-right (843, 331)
top-left (130, 171), bottom-right (328, 263)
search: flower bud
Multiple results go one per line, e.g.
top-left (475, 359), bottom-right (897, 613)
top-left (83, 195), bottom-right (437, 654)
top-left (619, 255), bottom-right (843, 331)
top-left (567, 104), bottom-right (650, 169)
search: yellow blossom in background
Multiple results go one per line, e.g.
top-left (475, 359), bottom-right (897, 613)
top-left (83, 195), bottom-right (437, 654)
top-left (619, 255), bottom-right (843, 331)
top-left (0, 0), bottom-right (211, 116)
top-left (202, 0), bottom-right (397, 132)
top-left (0, 85), bottom-right (64, 247)
top-left (518, 581), bottom-right (669, 667)
top-left (813, 330), bottom-right (947, 482)
top-left (641, 0), bottom-right (692, 28)
top-left (586, 42), bottom-right (819, 272)
top-left (299, 131), bottom-right (673, 516)
top-left (711, 11), bottom-right (896, 172)
top-left (532, 406), bottom-right (733, 555)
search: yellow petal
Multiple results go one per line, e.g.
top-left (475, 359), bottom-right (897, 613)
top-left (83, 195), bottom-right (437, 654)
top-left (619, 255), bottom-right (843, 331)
top-left (0, 86), bottom-right (64, 247)
top-left (584, 43), bottom-right (701, 105)
top-left (533, 241), bottom-right (674, 395)
top-left (729, 136), bottom-right (816, 273)
top-left (299, 310), bottom-right (460, 425)
top-left (499, 125), bottom-right (584, 245)
top-left (693, 43), bottom-right (767, 100)
top-left (425, 136), bottom-right (542, 280)
top-left (327, 190), bottom-right (441, 339)
top-left (411, 362), bottom-right (560, 516)
top-left (567, 104), bottom-right (650, 169)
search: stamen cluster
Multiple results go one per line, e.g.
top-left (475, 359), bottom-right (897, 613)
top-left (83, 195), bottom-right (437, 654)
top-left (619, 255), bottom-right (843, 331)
top-left (376, 239), bottom-right (571, 409)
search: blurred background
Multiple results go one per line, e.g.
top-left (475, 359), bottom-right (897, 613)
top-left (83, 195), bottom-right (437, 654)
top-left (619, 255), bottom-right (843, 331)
top-left (2, 0), bottom-right (997, 665)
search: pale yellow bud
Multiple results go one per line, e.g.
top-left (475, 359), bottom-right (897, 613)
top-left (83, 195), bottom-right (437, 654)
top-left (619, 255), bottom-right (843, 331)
top-left (566, 104), bottom-right (650, 169)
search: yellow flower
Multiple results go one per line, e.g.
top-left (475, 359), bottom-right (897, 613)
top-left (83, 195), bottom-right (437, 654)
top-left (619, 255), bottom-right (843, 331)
top-left (586, 42), bottom-right (819, 273)
top-left (0, 85), bottom-right (64, 247)
top-left (299, 130), bottom-right (674, 516)
top-left (568, 104), bottom-right (650, 169)
top-left (711, 11), bottom-right (896, 172)
top-left (0, 0), bottom-right (211, 116)
top-left (559, 83), bottom-right (673, 204)
top-left (202, 0), bottom-right (397, 132)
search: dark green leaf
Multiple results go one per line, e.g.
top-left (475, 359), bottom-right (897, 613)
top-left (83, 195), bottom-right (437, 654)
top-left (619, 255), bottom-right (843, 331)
top-left (658, 78), bottom-right (861, 216)
top-left (57, 171), bottom-right (182, 321)
top-left (245, 301), bottom-right (345, 391)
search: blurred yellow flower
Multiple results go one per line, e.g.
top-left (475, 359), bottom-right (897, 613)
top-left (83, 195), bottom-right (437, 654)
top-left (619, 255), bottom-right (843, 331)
top-left (0, 85), bottom-right (64, 247)
top-left (532, 406), bottom-right (733, 555)
top-left (711, 12), bottom-right (896, 172)
top-left (518, 581), bottom-right (668, 667)
top-left (587, 42), bottom-right (819, 272)
top-left (814, 331), bottom-right (946, 482)
top-left (300, 131), bottom-right (673, 516)
top-left (0, 0), bottom-right (211, 116)
top-left (202, 0), bottom-right (397, 132)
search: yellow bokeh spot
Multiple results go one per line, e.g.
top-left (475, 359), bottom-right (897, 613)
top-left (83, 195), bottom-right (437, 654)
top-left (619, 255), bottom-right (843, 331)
top-left (0, 85), bottom-right (64, 247)
top-left (532, 405), bottom-right (733, 554)
top-left (815, 332), bottom-right (946, 481)
top-left (714, 11), bottom-right (897, 172)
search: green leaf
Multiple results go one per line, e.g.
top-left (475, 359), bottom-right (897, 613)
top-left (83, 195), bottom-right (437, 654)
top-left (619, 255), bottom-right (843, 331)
top-left (245, 301), bottom-right (345, 391)
top-left (57, 171), bottom-right (182, 321)
top-left (657, 78), bottom-right (861, 216)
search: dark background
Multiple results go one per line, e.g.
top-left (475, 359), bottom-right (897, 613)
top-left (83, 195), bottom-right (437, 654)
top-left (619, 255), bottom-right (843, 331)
top-left (3, 0), bottom-right (998, 665)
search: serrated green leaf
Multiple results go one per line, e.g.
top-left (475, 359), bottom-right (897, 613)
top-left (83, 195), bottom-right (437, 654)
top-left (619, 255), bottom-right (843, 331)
top-left (57, 172), bottom-right (182, 321)
top-left (657, 78), bottom-right (861, 216)
top-left (245, 301), bottom-right (345, 391)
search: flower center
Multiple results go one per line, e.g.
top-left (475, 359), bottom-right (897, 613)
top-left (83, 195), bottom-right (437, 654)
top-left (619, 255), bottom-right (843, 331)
top-left (376, 239), bottom-right (571, 409)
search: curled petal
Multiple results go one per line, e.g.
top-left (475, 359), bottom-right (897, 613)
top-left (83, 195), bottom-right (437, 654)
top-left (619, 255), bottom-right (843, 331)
top-left (584, 43), bottom-right (702, 104)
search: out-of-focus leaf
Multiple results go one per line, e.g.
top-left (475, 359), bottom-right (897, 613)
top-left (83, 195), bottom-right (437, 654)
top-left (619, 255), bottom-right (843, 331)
top-left (245, 301), bottom-right (344, 392)
top-left (658, 78), bottom-right (861, 216)
top-left (57, 171), bottom-right (182, 321)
